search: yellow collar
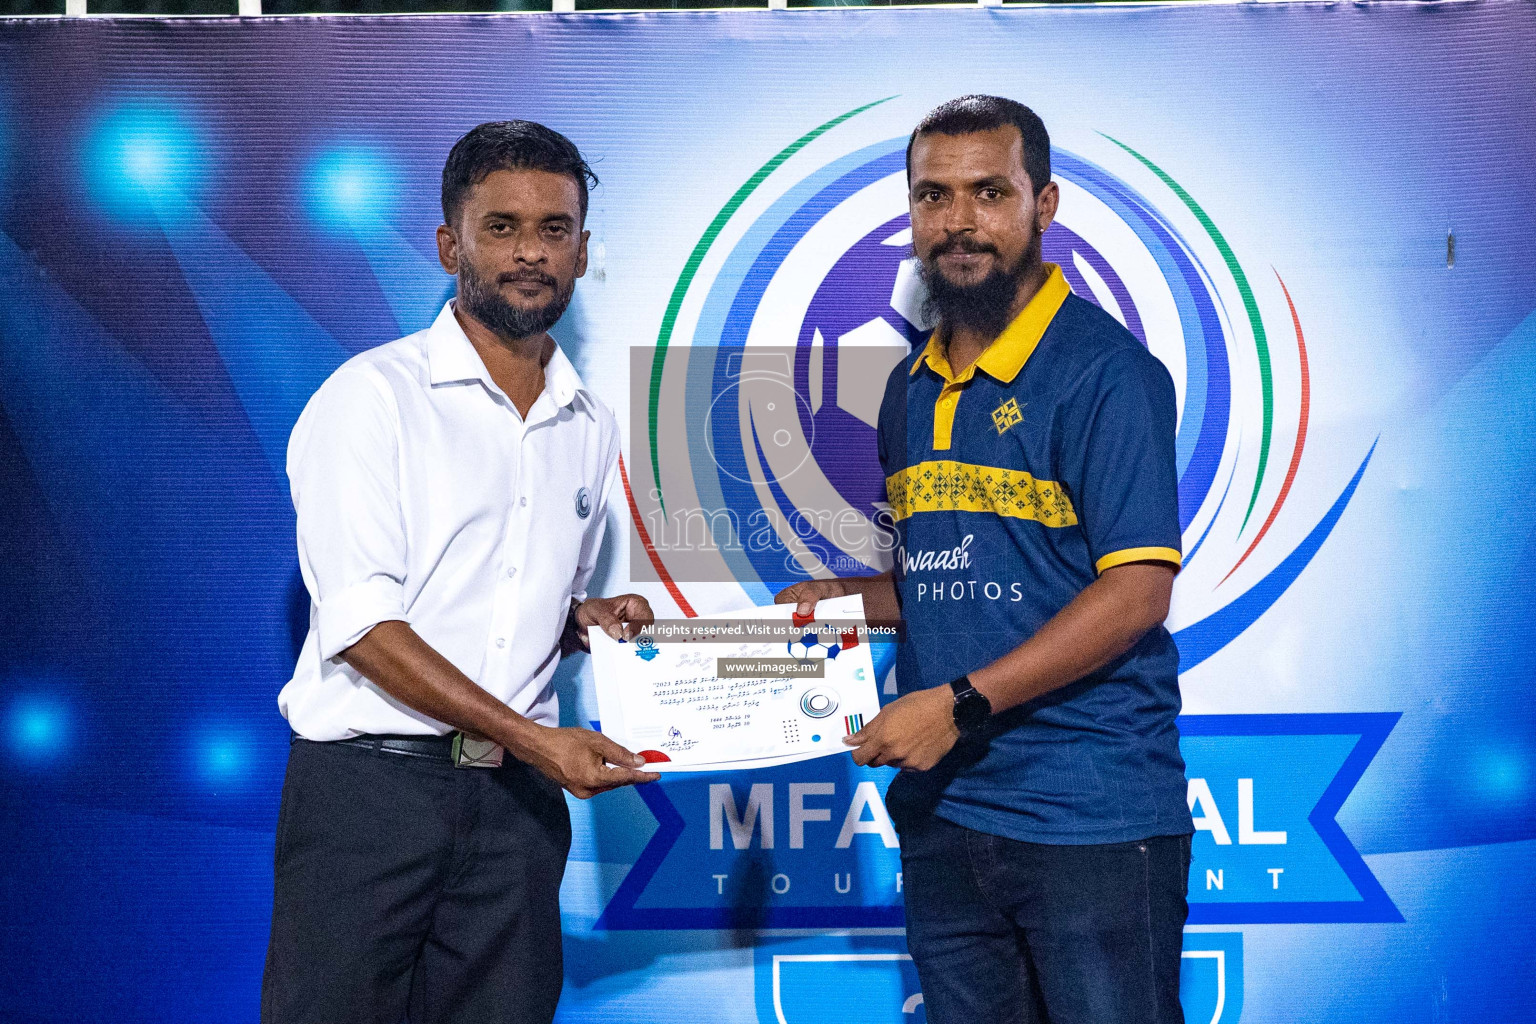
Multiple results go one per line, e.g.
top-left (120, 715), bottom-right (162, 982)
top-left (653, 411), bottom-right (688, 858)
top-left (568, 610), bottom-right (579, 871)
top-left (911, 263), bottom-right (1071, 385)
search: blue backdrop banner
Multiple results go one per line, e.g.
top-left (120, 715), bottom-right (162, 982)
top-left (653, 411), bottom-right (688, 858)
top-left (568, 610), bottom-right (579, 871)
top-left (1, 4), bottom-right (1534, 1022)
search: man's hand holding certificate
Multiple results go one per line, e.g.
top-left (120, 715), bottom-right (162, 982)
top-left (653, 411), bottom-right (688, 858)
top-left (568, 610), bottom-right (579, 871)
top-left (590, 595), bottom-right (881, 771)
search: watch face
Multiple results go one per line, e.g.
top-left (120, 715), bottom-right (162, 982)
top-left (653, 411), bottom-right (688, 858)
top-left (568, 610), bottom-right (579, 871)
top-left (954, 689), bottom-right (991, 732)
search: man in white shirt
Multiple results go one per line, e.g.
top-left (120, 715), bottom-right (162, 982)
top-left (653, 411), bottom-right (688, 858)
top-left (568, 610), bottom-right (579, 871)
top-left (261, 121), bottom-right (658, 1024)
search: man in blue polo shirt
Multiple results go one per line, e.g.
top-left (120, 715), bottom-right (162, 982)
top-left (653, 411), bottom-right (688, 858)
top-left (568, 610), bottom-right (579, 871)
top-left (778, 96), bottom-right (1193, 1023)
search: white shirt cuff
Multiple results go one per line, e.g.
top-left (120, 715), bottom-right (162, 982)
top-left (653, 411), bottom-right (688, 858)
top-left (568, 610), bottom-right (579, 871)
top-left (317, 576), bottom-right (407, 661)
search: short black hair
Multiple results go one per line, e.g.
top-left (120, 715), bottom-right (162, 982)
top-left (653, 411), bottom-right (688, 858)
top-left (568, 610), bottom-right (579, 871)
top-left (905, 95), bottom-right (1051, 197)
top-left (441, 120), bottom-right (598, 227)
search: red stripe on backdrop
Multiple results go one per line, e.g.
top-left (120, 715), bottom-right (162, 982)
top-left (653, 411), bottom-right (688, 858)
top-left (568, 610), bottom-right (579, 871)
top-left (1220, 271), bottom-right (1311, 586)
top-left (619, 453), bottom-right (698, 618)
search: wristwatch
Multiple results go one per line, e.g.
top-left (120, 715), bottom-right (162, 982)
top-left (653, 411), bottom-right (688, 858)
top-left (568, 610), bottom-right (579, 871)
top-left (949, 675), bottom-right (993, 736)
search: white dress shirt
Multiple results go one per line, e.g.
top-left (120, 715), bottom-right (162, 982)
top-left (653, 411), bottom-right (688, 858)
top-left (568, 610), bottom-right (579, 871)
top-left (279, 301), bottom-right (620, 741)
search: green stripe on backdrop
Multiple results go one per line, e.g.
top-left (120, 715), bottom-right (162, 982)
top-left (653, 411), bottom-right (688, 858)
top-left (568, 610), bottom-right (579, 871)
top-left (1103, 134), bottom-right (1274, 533)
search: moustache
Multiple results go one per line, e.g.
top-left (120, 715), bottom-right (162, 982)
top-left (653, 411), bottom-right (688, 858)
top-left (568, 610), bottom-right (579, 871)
top-left (499, 271), bottom-right (558, 288)
top-left (927, 235), bottom-right (999, 258)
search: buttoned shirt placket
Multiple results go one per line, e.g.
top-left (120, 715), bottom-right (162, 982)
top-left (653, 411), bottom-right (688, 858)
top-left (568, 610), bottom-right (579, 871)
top-left (483, 378), bottom-right (567, 668)
top-left (485, 384), bottom-right (527, 668)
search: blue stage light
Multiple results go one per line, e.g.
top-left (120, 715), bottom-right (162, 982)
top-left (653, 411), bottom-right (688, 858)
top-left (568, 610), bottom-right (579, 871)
top-left (1478, 746), bottom-right (1530, 802)
top-left (306, 145), bottom-right (397, 231)
top-left (6, 695), bottom-right (67, 762)
top-left (198, 730), bottom-right (250, 789)
top-left (85, 99), bottom-right (207, 219)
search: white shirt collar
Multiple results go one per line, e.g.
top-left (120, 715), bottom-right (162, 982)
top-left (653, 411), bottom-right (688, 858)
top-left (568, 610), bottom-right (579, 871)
top-left (542, 341), bottom-right (585, 411)
top-left (425, 301), bottom-right (591, 413)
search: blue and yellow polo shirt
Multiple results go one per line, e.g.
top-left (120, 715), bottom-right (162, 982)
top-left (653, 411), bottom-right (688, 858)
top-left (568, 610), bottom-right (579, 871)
top-left (877, 264), bottom-right (1194, 845)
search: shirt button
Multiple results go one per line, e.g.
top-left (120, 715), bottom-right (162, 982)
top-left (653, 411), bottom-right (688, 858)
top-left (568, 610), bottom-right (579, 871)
top-left (506, 566), bottom-right (518, 579)
top-left (495, 637), bottom-right (507, 649)
top-left (520, 497), bottom-right (528, 508)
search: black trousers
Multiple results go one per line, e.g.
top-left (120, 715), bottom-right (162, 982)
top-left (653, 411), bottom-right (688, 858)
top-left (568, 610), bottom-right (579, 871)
top-left (261, 738), bottom-right (572, 1024)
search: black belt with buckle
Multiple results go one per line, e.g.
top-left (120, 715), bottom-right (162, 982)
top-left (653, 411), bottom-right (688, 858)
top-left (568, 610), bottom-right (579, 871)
top-left (311, 732), bottom-right (457, 762)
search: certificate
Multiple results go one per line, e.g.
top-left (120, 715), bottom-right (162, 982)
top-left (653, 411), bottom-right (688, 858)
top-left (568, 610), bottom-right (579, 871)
top-left (589, 595), bottom-right (881, 771)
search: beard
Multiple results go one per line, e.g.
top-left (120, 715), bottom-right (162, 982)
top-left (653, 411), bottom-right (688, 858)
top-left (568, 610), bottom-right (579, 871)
top-left (918, 229), bottom-right (1041, 339)
top-left (457, 257), bottom-right (575, 342)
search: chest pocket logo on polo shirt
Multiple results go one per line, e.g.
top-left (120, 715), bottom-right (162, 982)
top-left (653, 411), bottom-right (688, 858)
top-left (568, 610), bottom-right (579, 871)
top-left (575, 486), bottom-right (592, 519)
top-left (992, 397), bottom-right (1025, 435)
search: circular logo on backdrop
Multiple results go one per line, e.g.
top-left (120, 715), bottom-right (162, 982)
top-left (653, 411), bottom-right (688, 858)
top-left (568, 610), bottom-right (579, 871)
top-left (636, 103), bottom-right (1376, 672)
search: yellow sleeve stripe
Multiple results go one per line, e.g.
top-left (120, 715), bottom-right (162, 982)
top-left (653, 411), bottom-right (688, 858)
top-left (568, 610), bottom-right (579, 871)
top-left (1095, 547), bottom-right (1183, 574)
